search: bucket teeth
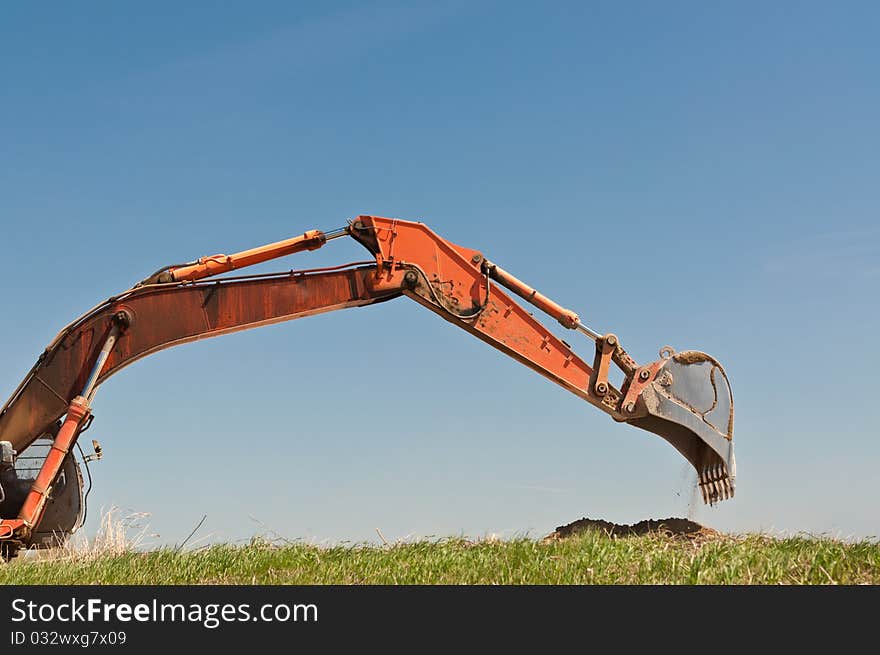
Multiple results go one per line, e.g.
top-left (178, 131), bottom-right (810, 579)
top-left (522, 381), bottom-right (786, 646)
top-left (697, 462), bottom-right (734, 505)
top-left (719, 463), bottom-right (731, 500)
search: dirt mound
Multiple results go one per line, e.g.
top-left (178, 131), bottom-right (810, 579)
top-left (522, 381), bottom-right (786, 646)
top-left (544, 517), bottom-right (720, 542)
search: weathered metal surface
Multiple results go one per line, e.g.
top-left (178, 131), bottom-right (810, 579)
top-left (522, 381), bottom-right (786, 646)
top-left (0, 266), bottom-right (402, 454)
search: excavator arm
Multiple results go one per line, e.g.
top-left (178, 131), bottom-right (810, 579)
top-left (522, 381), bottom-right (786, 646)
top-left (0, 216), bottom-right (735, 555)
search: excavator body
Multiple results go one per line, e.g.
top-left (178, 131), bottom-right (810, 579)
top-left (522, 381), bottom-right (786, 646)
top-left (0, 215), bottom-right (735, 558)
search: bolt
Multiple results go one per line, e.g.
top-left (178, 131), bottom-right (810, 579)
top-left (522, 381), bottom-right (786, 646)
top-left (471, 253), bottom-right (483, 264)
top-left (595, 382), bottom-right (608, 396)
top-left (624, 402), bottom-right (636, 413)
top-left (638, 369), bottom-right (650, 382)
top-left (606, 335), bottom-right (617, 346)
top-left (113, 310), bottom-right (132, 330)
top-left (403, 270), bottom-right (418, 287)
top-left (353, 220), bottom-right (364, 230)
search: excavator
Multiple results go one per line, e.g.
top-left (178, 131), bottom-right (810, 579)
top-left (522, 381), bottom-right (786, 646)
top-left (0, 216), bottom-right (735, 559)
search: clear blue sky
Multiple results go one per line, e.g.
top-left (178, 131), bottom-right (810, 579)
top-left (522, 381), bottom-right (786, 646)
top-left (2, 1), bottom-right (878, 546)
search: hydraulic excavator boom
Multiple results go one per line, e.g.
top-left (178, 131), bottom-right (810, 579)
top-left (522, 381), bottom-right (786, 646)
top-left (0, 216), bottom-right (735, 558)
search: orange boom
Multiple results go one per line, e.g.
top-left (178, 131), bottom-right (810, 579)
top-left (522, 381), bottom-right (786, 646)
top-left (0, 216), bottom-right (735, 559)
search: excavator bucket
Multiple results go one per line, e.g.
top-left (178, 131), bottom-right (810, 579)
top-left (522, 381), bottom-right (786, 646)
top-left (628, 351), bottom-right (735, 504)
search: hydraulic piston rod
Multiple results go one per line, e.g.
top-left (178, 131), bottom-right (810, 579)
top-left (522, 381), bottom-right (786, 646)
top-left (0, 313), bottom-right (127, 539)
top-left (83, 322), bottom-right (122, 402)
top-left (483, 259), bottom-right (601, 340)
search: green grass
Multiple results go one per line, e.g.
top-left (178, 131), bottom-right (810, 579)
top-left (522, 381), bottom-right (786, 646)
top-left (2, 531), bottom-right (878, 585)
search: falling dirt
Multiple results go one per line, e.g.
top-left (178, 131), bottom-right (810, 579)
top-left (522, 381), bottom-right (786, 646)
top-left (544, 517), bottom-right (721, 543)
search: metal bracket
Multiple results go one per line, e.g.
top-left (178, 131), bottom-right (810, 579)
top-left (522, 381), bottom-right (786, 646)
top-left (619, 360), bottom-right (664, 415)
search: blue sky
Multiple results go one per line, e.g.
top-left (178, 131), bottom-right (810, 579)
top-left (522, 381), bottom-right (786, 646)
top-left (2, 1), bottom-right (878, 547)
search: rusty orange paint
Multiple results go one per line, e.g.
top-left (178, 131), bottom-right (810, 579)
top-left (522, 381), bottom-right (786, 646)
top-left (170, 229), bottom-right (327, 281)
top-left (0, 266), bottom-right (403, 455)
